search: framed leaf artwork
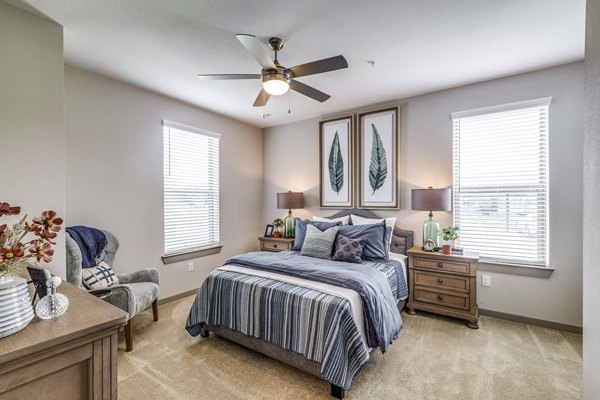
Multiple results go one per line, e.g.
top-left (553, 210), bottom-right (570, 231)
top-left (357, 106), bottom-right (399, 209)
top-left (319, 115), bottom-right (354, 208)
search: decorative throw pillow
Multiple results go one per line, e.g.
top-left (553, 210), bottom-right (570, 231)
top-left (338, 221), bottom-right (389, 261)
top-left (332, 234), bottom-right (366, 264)
top-left (300, 225), bottom-right (339, 259)
top-left (292, 219), bottom-right (342, 251)
top-left (350, 214), bottom-right (397, 247)
top-left (312, 215), bottom-right (350, 225)
top-left (82, 261), bottom-right (119, 290)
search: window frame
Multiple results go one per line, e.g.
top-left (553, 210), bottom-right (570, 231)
top-left (451, 98), bottom-right (551, 267)
top-left (161, 120), bottom-right (221, 264)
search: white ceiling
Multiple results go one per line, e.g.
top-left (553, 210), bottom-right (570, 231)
top-left (22, 0), bottom-right (585, 128)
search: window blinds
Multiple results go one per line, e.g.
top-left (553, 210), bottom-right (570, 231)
top-left (452, 98), bottom-right (550, 266)
top-left (163, 120), bottom-right (220, 256)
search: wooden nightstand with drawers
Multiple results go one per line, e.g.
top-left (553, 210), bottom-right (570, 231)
top-left (406, 246), bottom-right (480, 329)
top-left (258, 236), bottom-right (295, 252)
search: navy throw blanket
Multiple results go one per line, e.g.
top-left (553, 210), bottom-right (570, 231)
top-left (66, 226), bottom-right (107, 268)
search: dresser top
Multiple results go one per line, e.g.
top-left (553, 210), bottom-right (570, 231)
top-left (0, 281), bottom-right (128, 365)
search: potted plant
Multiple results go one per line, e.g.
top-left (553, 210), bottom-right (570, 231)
top-left (440, 226), bottom-right (459, 254)
top-left (272, 218), bottom-right (285, 238)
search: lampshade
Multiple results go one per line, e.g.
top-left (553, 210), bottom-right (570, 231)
top-left (277, 192), bottom-right (305, 210)
top-left (411, 187), bottom-right (451, 212)
top-left (263, 72), bottom-right (290, 96)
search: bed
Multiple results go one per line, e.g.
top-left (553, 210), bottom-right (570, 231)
top-left (185, 209), bottom-right (413, 399)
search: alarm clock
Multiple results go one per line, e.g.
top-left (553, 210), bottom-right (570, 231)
top-left (423, 239), bottom-right (436, 252)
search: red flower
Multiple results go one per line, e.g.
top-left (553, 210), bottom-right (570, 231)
top-left (0, 243), bottom-right (25, 263)
top-left (0, 202), bottom-right (21, 217)
top-left (32, 210), bottom-right (63, 233)
top-left (29, 240), bottom-right (54, 263)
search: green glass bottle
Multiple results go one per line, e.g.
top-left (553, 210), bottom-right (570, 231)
top-left (284, 211), bottom-right (295, 238)
top-left (423, 212), bottom-right (440, 247)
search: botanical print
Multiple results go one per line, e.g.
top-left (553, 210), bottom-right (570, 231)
top-left (359, 107), bottom-right (398, 209)
top-left (328, 131), bottom-right (344, 194)
top-left (320, 116), bottom-right (353, 208)
top-left (368, 124), bottom-right (387, 195)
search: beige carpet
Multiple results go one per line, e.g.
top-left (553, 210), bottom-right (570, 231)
top-left (117, 296), bottom-right (582, 400)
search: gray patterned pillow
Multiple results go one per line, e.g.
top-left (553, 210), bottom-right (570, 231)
top-left (332, 234), bottom-right (366, 264)
top-left (300, 225), bottom-right (339, 259)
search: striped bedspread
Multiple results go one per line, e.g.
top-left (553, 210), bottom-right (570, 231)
top-left (185, 270), bottom-right (369, 389)
top-left (185, 254), bottom-right (407, 389)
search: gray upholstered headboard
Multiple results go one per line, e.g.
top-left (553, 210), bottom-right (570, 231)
top-left (326, 208), bottom-right (414, 256)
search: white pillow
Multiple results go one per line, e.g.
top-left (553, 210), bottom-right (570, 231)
top-left (313, 215), bottom-right (350, 225)
top-left (350, 214), bottom-right (397, 247)
top-left (82, 261), bottom-right (119, 290)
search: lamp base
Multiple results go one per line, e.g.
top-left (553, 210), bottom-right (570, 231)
top-left (423, 214), bottom-right (440, 247)
top-left (284, 210), bottom-right (295, 238)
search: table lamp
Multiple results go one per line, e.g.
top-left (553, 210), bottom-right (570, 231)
top-left (411, 187), bottom-right (451, 247)
top-left (277, 191), bottom-right (305, 238)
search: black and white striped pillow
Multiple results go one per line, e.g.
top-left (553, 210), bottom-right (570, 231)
top-left (82, 261), bottom-right (119, 290)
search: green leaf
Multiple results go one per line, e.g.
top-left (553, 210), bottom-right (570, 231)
top-left (369, 124), bottom-right (387, 195)
top-left (328, 131), bottom-right (344, 194)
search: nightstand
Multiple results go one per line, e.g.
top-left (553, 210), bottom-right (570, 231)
top-left (258, 236), bottom-right (295, 252)
top-left (406, 246), bottom-right (480, 329)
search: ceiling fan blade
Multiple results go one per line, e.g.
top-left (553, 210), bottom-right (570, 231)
top-left (236, 34), bottom-right (277, 70)
top-left (288, 55), bottom-right (348, 78)
top-left (197, 74), bottom-right (261, 80)
top-left (289, 80), bottom-right (331, 102)
top-left (253, 88), bottom-right (271, 107)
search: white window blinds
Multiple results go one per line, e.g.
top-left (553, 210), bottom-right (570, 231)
top-left (163, 120), bottom-right (220, 256)
top-left (452, 98), bottom-right (550, 266)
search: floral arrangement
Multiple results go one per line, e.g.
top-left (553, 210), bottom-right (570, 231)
top-left (441, 226), bottom-right (460, 242)
top-left (0, 202), bottom-right (63, 277)
top-left (272, 218), bottom-right (284, 228)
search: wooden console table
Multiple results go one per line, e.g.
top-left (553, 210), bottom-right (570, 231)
top-left (0, 281), bottom-right (128, 399)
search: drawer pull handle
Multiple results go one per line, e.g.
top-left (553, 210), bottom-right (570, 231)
top-left (437, 295), bottom-right (444, 301)
top-left (437, 262), bottom-right (443, 268)
top-left (273, 244), bottom-right (278, 248)
top-left (437, 278), bottom-right (444, 284)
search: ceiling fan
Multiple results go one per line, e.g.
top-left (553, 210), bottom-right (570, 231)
top-left (198, 34), bottom-right (348, 107)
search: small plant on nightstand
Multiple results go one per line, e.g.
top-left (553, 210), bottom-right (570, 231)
top-left (273, 218), bottom-right (285, 238)
top-left (440, 226), bottom-right (460, 254)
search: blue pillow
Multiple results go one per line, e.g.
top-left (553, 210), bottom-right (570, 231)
top-left (337, 221), bottom-right (389, 261)
top-left (292, 218), bottom-right (342, 251)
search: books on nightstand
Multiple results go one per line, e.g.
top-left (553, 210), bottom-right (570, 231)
top-left (452, 246), bottom-right (464, 255)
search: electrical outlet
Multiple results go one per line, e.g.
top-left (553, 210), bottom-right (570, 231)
top-left (481, 274), bottom-right (491, 287)
top-left (187, 262), bottom-right (194, 272)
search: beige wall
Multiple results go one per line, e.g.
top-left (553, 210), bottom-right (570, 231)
top-left (263, 62), bottom-right (584, 327)
top-left (583, 0), bottom-right (600, 397)
top-left (64, 66), bottom-right (263, 299)
top-left (0, 2), bottom-right (66, 277)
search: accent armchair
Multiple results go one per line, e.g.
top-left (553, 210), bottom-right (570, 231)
top-left (66, 230), bottom-right (159, 351)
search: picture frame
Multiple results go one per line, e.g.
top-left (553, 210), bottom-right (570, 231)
top-left (319, 115), bottom-right (354, 208)
top-left (357, 106), bottom-right (399, 209)
top-left (264, 224), bottom-right (274, 237)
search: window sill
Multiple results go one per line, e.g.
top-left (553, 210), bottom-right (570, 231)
top-left (161, 245), bottom-right (222, 264)
top-left (478, 260), bottom-right (554, 278)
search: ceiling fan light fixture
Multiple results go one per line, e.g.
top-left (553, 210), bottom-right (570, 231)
top-left (262, 72), bottom-right (290, 96)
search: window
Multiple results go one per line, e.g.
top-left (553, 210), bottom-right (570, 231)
top-left (452, 98), bottom-right (550, 266)
top-left (163, 120), bottom-right (220, 256)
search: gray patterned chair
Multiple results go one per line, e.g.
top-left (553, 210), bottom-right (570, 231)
top-left (66, 230), bottom-right (159, 351)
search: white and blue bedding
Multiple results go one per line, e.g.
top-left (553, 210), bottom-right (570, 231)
top-left (185, 251), bottom-right (407, 390)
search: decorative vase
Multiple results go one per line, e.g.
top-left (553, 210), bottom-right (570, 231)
top-left (0, 275), bottom-right (34, 338)
top-left (35, 276), bottom-right (69, 320)
top-left (441, 244), bottom-right (452, 255)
